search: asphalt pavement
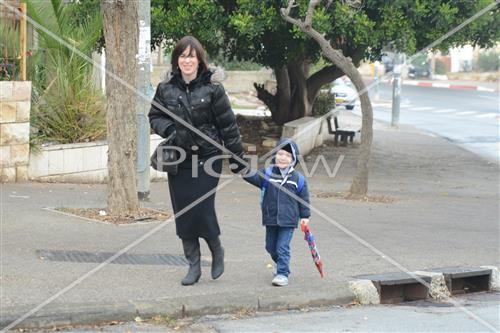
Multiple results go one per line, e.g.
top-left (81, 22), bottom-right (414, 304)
top-left (1, 115), bottom-right (499, 331)
top-left (207, 292), bottom-right (500, 332)
top-left (358, 82), bottom-right (499, 163)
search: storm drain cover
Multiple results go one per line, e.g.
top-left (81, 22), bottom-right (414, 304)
top-left (36, 249), bottom-right (209, 266)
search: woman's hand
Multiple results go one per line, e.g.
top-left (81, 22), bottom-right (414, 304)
top-left (300, 218), bottom-right (310, 227)
top-left (229, 155), bottom-right (249, 174)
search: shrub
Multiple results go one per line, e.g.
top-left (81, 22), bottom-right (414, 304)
top-left (474, 50), bottom-right (499, 72)
top-left (0, 10), bottom-right (20, 80)
top-left (313, 91), bottom-right (336, 116)
top-left (27, 0), bottom-right (106, 144)
top-left (31, 63), bottom-right (106, 144)
top-left (435, 59), bottom-right (447, 75)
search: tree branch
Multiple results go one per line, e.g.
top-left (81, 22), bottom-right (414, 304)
top-left (304, 0), bottom-right (320, 30)
top-left (281, 0), bottom-right (304, 28)
top-left (306, 64), bottom-right (343, 102)
top-left (282, 0), bottom-right (296, 17)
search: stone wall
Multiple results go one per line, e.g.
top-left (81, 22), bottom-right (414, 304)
top-left (281, 113), bottom-right (334, 156)
top-left (223, 70), bottom-right (274, 93)
top-left (28, 134), bottom-right (169, 183)
top-left (0, 81), bottom-right (31, 182)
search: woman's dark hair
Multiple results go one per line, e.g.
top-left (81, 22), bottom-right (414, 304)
top-left (171, 36), bottom-right (209, 75)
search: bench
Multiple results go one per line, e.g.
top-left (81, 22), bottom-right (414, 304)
top-left (326, 114), bottom-right (358, 146)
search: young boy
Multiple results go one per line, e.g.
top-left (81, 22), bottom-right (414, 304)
top-left (243, 139), bottom-right (310, 286)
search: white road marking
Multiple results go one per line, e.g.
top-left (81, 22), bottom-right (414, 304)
top-left (455, 111), bottom-right (478, 116)
top-left (433, 83), bottom-right (451, 88)
top-left (477, 95), bottom-right (498, 101)
top-left (432, 109), bottom-right (456, 113)
top-left (409, 107), bottom-right (435, 111)
top-left (477, 87), bottom-right (496, 92)
top-left (475, 113), bottom-right (498, 119)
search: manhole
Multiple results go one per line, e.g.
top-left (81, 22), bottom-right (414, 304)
top-left (36, 249), bottom-right (210, 266)
top-left (355, 272), bottom-right (432, 304)
top-left (429, 267), bottom-right (492, 295)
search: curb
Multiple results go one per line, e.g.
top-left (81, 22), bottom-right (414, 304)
top-left (349, 266), bottom-right (499, 305)
top-left (0, 290), bottom-right (354, 331)
top-left (402, 80), bottom-right (497, 92)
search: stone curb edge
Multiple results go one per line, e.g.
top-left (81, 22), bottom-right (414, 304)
top-left (402, 80), bottom-right (497, 92)
top-left (0, 291), bottom-right (354, 331)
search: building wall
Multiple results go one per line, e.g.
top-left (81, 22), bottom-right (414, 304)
top-left (0, 81), bottom-right (31, 182)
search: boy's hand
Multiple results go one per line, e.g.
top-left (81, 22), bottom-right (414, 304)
top-left (300, 218), bottom-right (310, 227)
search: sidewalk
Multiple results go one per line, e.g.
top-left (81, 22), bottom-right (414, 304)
top-left (1, 117), bottom-right (499, 330)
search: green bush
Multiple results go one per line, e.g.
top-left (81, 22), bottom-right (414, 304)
top-left (31, 63), bottom-right (106, 144)
top-left (313, 92), bottom-right (336, 116)
top-left (475, 50), bottom-right (499, 72)
top-left (435, 59), bottom-right (447, 75)
top-left (213, 56), bottom-right (262, 71)
top-left (27, 0), bottom-right (106, 144)
top-left (0, 15), bottom-right (20, 80)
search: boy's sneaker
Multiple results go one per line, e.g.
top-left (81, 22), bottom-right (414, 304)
top-left (272, 274), bottom-right (288, 286)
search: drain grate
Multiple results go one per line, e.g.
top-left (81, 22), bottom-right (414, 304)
top-left (36, 249), bottom-right (210, 266)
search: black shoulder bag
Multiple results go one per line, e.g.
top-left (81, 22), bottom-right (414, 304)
top-left (150, 131), bottom-right (179, 174)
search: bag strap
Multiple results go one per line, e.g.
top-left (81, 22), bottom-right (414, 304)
top-left (261, 166), bottom-right (274, 191)
top-left (297, 174), bottom-right (305, 194)
top-left (259, 166), bottom-right (274, 206)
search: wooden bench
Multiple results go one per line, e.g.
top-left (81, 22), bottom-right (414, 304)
top-left (326, 114), bottom-right (358, 146)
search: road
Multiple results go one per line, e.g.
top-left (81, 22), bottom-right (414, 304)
top-left (354, 82), bottom-right (499, 164)
top-left (207, 292), bottom-right (500, 332)
top-left (31, 292), bottom-right (499, 332)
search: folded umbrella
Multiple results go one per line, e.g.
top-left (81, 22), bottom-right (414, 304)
top-left (301, 220), bottom-right (324, 278)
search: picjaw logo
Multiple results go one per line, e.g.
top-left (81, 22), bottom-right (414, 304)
top-left (154, 145), bottom-right (345, 180)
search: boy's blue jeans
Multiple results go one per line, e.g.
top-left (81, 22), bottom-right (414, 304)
top-left (265, 226), bottom-right (294, 277)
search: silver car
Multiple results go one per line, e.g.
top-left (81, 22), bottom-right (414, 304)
top-left (330, 77), bottom-right (357, 110)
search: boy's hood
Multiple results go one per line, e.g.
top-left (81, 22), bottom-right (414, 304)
top-left (272, 138), bottom-right (300, 168)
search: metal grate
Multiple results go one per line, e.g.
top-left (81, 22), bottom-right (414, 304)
top-left (36, 250), bottom-right (210, 266)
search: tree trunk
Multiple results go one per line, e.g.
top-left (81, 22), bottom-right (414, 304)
top-left (318, 52), bottom-right (373, 198)
top-left (101, 0), bottom-right (139, 216)
top-left (345, 69), bottom-right (372, 198)
top-left (254, 60), bottom-right (342, 125)
top-left (288, 61), bottom-right (310, 120)
top-left (274, 64), bottom-right (291, 125)
top-left (317, 49), bottom-right (372, 198)
top-left (281, 4), bottom-right (373, 198)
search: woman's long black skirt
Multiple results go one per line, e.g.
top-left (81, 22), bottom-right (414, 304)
top-left (168, 157), bottom-right (223, 240)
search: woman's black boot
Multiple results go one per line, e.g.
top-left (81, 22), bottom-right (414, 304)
top-left (206, 237), bottom-right (224, 279)
top-left (181, 238), bottom-right (201, 286)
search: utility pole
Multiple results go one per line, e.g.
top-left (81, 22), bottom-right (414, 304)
top-left (136, 0), bottom-right (151, 200)
top-left (391, 53), bottom-right (402, 127)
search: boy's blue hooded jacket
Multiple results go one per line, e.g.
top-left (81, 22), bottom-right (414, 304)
top-left (243, 138), bottom-right (311, 228)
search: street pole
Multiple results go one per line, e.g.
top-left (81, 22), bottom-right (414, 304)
top-left (136, 0), bottom-right (151, 201)
top-left (374, 61), bottom-right (380, 101)
top-left (391, 53), bottom-right (402, 127)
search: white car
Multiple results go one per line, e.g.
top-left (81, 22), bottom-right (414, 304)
top-left (330, 78), bottom-right (357, 110)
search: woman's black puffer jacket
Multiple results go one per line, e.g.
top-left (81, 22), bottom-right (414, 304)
top-left (148, 70), bottom-right (244, 164)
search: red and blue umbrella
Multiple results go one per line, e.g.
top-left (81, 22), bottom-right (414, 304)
top-left (301, 221), bottom-right (324, 278)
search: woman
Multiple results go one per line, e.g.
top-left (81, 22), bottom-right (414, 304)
top-left (148, 36), bottom-right (245, 286)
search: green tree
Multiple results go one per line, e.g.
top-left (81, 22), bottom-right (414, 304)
top-left (152, 0), bottom-right (499, 125)
top-left (60, 0), bottom-right (499, 125)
